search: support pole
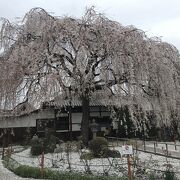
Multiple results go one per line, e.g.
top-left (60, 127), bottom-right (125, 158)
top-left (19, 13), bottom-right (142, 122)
top-left (154, 142), bottom-right (156, 154)
top-left (127, 155), bottom-right (132, 180)
top-left (174, 140), bottom-right (177, 151)
top-left (69, 104), bottom-right (72, 141)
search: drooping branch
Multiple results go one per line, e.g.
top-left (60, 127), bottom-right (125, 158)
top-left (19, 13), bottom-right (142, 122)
top-left (0, 6), bottom-right (180, 128)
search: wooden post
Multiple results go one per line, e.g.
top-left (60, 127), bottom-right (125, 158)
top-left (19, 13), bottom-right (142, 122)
top-left (40, 151), bottom-right (44, 178)
top-left (165, 143), bottom-right (168, 156)
top-left (174, 141), bottom-right (177, 151)
top-left (143, 140), bottom-right (146, 151)
top-left (2, 146), bottom-right (5, 159)
top-left (156, 139), bottom-right (158, 147)
top-left (136, 140), bottom-right (138, 153)
top-left (154, 142), bottom-right (156, 154)
top-left (127, 155), bottom-right (132, 180)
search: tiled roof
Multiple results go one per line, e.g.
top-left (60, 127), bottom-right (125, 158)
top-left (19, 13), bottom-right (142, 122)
top-left (43, 97), bottom-right (112, 108)
top-left (12, 102), bottom-right (35, 115)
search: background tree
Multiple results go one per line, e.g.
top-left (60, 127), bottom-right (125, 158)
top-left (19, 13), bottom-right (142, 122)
top-left (0, 7), bottom-right (180, 144)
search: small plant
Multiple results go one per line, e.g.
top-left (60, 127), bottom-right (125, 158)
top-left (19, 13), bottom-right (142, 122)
top-left (77, 136), bottom-right (85, 149)
top-left (65, 141), bottom-right (73, 171)
top-left (54, 144), bottom-right (63, 153)
top-left (79, 152), bottom-right (93, 174)
top-left (80, 152), bottom-right (94, 160)
top-left (148, 173), bottom-right (156, 180)
top-left (89, 137), bottom-right (108, 158)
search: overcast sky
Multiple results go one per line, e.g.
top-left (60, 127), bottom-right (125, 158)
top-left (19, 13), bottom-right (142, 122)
top-left (0, 0), bottom-right (180, 50)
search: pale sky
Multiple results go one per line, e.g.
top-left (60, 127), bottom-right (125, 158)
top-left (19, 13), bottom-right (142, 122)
top-left (0, 0), bottom-right (180, 50)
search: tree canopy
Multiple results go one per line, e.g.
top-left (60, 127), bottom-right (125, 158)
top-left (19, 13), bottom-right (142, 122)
top-left (0, 7), bottom-right (180, 143)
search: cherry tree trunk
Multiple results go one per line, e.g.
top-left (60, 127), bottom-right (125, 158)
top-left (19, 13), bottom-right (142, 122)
top-left (81, 95), bottom-right (90, 146)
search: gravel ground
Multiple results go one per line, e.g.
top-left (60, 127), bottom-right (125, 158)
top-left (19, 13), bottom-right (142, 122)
top-left (0, 159), bottom-right (42, 180)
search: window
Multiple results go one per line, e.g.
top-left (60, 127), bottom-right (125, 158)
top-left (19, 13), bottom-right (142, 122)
top-left (56, 117), bottom-right (69, 130)
top-left (90, 117), bottom-right (111, 129)
top-left (37, 119), bottom-right (54, 132)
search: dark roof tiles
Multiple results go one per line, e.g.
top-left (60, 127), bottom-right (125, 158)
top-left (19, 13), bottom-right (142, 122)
top-left (44, 98), bottom-right (112, 108)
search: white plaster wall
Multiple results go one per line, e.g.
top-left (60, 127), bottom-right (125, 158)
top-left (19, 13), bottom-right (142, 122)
top-left (0, 109), bottom-right (55, 128)
top-left (0, 115), bottom-right (36, 128)
top-left (0, 108), bottom-right (110, 131)
top-left (101, 112), bottom-right (110, 116)
top-left (72, 113), bottom-right (82, 123)
top-left (72, 113), bottom-right (81, 131)
top-left (72, 123), bottom-right (81, 131)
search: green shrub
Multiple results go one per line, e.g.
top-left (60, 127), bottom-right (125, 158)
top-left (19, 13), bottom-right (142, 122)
top-left (103, 149), bottom-right (121, 158)
top-left (30, 137), bottom-right (43, 156)
top-left (89, 137), bottom-right (108, 157)
top-left (44, 128), bottom-right (58, 153)
top-left (43, 135), bottom-right (58, 154)
top-left (30, 134), bottom-right (59, 156)
top-left (164, 170), bottom-right (176, 180)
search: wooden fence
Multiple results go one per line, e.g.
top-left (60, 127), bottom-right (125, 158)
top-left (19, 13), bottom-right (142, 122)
top-left (107, 137), bottom-right (180, 160)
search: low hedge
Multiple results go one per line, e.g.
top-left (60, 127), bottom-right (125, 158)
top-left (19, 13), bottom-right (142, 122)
top-left (3, 157), bottom-right (127, 180)
top-left (4, 156), bottom-right (175, 180)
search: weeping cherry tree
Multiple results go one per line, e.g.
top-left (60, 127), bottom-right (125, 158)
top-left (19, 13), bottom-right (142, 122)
top-left (0, 7), bottom-right (180, 144)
